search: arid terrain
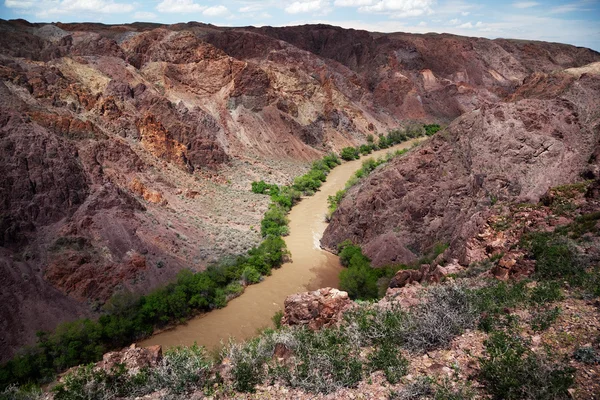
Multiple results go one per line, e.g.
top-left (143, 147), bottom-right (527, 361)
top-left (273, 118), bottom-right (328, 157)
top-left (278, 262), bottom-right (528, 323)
top-left (1, 18), bottom-right (599, 362)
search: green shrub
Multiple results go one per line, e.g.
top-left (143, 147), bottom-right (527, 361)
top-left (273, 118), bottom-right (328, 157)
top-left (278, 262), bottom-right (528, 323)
top-left (339, 262), bottom-right (379, 300)
top-left (271, 311), bottom-right (284, 329)
top-left (340, 147), bottom-right (360, 161)
top-left (530, 306), bottom-right (561, 332)
top-left (260, 204), bottom-right (289, 237)
top-left (327, 190), bottom-right (346, 214)
top-left (367, 342), bottom-right (408, 384)
top-left (479, 330), bottom-right (575, 400)
top-left (359, 144), bottom-right (372, 155)
top-left (242, 266), bottom-right (261, 284)
top-left (251, 180), bottom-right (279, 195)
top-left (529, 281), bottom-right (564, 304)
top-left (424, 124), bottom-right (442, 136)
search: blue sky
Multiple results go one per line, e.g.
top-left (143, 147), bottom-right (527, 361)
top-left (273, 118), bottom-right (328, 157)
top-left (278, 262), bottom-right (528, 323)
top-left (1, 0), bottom-right (599, 51)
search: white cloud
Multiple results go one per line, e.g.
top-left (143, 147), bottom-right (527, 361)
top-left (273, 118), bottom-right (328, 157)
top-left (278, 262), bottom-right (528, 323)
top-left (156, 0), bottom-right (206, 13)
top-left (285, 0), bottom-right (328, 14)
top-left (4, 0), bottom-right (35, 9)
top-left (458, 21), bottom-right (472, 28)
top-left (203, 5), bottom-right (228, 16)
top-left (359, 0), bottom-right (435, 17)
top-left (334, 0), bottom-right (373, 6)
top-left (461, 11), bottom-right (470, 16)
top-left (37, 0), bottom-right (134, 16)
top-left (449, 18), bottom-right (460, 24)
top-left (239, 4), bottom-right (265, 12)
top-left (133, 11), bottom-right (157, 20)
top-left (550, 3), bottom-right (581, 13)
top-left (512, 2), bottom-right (540, 8)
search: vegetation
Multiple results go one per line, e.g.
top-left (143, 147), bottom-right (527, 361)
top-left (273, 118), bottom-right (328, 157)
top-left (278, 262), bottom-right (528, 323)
top-left (479, 330), bottom-right (575, 400)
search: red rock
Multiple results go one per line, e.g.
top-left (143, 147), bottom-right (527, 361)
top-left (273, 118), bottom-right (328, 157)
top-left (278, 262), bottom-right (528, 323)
top-left (281, 287), bottom-right (355, 330)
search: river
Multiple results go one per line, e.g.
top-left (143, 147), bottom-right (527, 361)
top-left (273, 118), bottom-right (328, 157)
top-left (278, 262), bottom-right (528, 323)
top-left (139, 140), bottom-right (418, 351)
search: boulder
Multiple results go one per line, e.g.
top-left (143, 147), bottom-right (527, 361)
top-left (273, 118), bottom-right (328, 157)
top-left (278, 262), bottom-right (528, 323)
top-left (281, 287), bottom-right (355, 330)
top-left (97, 344), bottom-right (163, 374)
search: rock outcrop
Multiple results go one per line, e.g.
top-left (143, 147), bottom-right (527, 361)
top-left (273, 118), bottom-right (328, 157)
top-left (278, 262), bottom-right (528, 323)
top-left (281, 287), bottom-right (354, 330)
top-left (97, 344), bottom-right (163, 375)
top-left (322, 70), bottom-right (600, 268)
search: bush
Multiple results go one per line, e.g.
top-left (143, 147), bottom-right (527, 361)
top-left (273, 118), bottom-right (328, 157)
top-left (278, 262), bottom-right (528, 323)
top-left (339, 262), bottom-right (379, 300)
top-left (367, 342), bottom-right (408, 384)
top-left (340, 147), bottom-right (360, 161)
top-left (573, 346), bottom-right (600, 365)
top-left (52, 344), bottom-right (212, 398)
top-left (479, 330), bottom-right (575, 400)
top-left (359, 144), bottom-right (372, 155)
top-left (271, 311), bottom-right (284, 329)
top-left (424, 124), bottom-right (442, 136)
top-left (270, 328), bottom-right (363, 394)
top-left (404, 284), bottom-right (477, 352)
top-left (227, 336), bottom-right (275, 392)
top-left (327, 190), bottom-right (346, 215)
top-left (523, 232), bottom-right (584, 284)
top-left (260, 204), bottom-right (289, 237)
top-left (251, 180), bottom-right (278, 195)
top-left (391, 376), bottom-right (475, 400)
top-left (242, 266), bottom-right (261, 284)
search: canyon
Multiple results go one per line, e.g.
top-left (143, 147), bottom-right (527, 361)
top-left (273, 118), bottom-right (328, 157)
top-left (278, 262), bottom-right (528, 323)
top-left (1, 17), bottom-right (599, 362)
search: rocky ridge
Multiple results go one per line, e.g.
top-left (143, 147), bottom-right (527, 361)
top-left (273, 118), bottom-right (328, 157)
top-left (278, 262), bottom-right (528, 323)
top-left (322, 68), bottom-right (600, 268)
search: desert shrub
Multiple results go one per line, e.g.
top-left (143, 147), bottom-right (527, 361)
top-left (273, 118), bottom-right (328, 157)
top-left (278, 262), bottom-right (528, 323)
top-left (378, 134), bottom-right (390, 149)
top-left (404, 284), bottom-right (477, 352)
top-left (530, 306), bottom-right (561, 332)
top-left (271, 327), bottom-right (363, 394)
top-left (340, 147), bottom-right (360, 161)
top-left (52, 345), bottom-right (211, 398)
top-left (573, 346), bottom-right (600, 365)
top-left (529, 281), bottom-right (564, 304)
top-left (367, 342), bottom-right (408, 383)
top-left (479, 330), bottom-right (575, 400)
top-left (227, 336), bottom-right (275, 392)
top-left (343, 303), bottom-right (409, 347)
top-left (391, 376), bottom-right (475, 400)
top-left (0, 385), bottom-right (43, 400)
top-left (151, 345), bottom-right (211, 394)
top-left (523, 232), bottom-right (584, 284)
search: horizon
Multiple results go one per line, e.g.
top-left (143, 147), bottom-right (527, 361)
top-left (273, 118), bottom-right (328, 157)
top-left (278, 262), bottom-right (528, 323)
top-left (1, 0), bottom-right (599, 52)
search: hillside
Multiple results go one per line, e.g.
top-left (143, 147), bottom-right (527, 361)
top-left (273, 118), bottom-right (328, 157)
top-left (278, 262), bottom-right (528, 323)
top-left (0, 18), bottom-right (599, 361)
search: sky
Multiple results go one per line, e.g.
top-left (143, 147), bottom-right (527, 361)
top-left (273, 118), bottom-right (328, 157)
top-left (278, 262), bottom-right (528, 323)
top-left (1, 0), bottom-right (599, 51)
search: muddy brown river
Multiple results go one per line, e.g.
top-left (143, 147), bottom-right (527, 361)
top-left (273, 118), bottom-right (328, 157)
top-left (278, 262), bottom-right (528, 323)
top-left (139, 140), bottom-right (418, 351)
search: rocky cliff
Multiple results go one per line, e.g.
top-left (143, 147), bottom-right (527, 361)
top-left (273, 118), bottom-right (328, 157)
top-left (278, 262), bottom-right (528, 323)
top-left (322, 65), bottom-right (600, 267)
top-left (1, 18), bottom-right (598, 360)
